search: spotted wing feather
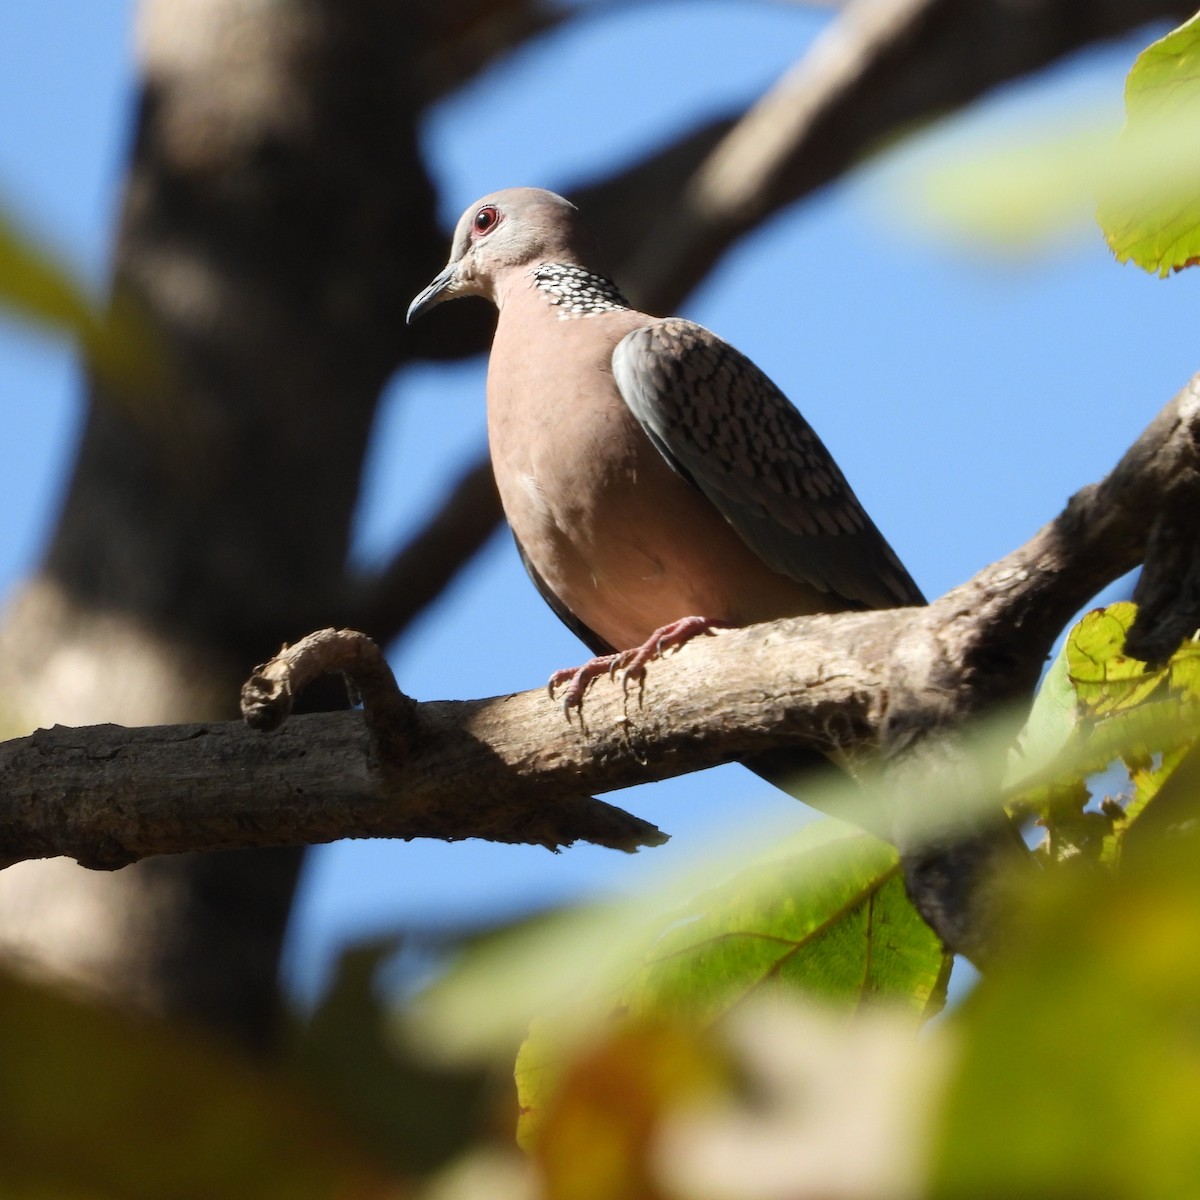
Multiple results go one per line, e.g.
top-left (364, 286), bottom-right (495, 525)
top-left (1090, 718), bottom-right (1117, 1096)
top-left (612, 318), bottom-right (923, 609)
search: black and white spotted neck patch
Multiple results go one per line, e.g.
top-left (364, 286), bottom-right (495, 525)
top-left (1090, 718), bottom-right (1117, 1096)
top-left (531, 263), bottom-right (630, 318)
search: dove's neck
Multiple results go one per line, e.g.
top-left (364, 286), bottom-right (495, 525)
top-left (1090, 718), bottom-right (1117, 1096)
top-left (522, 262), bottom-right (631, 319)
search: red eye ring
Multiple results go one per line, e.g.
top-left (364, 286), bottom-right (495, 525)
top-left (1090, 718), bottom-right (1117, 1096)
top-left (473, 205), bottom-right (499, 235)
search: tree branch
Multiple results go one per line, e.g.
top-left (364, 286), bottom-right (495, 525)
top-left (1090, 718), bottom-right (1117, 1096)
top-left (578, 0), bottom-right (1195, 315)
top-left (369, 0), bottom-right (1196, 664)
top-left (0, 381), bottom-right (1195, 909)
top-left (0, 705), bottom-right (668, 872)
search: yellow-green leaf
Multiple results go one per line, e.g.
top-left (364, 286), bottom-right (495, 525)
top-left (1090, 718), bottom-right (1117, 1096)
top-left (1096, 13), bottom-right (1200, 275)
top-left (1067, 602), bottom-right (1165, 715)
top-left (890, 115), bottom-right (1115, 254)
top-left (1014, 604), bottom-right (1200, 865)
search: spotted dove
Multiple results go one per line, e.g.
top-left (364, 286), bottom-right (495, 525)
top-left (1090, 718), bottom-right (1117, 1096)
top-left (408, 188), bottom-right (923, 726)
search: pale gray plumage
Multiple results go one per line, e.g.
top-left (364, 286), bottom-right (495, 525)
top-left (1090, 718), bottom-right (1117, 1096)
top-left (407, 187), bottom-right (922, 706)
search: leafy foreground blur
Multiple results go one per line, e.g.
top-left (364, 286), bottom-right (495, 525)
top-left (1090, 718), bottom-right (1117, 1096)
top-left (899, 11), bottom-right (1200, 275)
top-left (2, 602), bottom-right (1199, 1200)
top-left (7, 15), bottom-right (1200, 1197)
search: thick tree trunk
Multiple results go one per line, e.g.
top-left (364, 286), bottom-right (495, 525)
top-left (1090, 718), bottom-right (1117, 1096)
top-left (0, 0), bottom-right (442, 1050)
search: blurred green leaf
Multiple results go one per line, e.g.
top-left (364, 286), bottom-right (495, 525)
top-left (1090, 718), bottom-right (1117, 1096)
top-left (410, 798), bottom-right (962, 1058)
top-left (412, 723), bottom-right (1064, 1069)
top-left (0, 202), bottom-right (163, 392)
top-left (1098, 13), bottom-right (1200, 276)
top-left (1124, 738), bottom-right (1200, 860)
top-left (0, 209), bottom-right (96, 331)
top-left (656, 996), bottom-right (952, 1200)
top-left (617, 827), bottom-right (947, 1025)
top-left (885, 15), bottom-right (1200, 267)
top-left (1124, 742), bottom-right (1191, 831)
top-left (514, 824), bottom-right (948, 1147)
top-left (1005, 635), bottom-right (1078, 789)
top-left (521, 1021), bottom-right (727, 1195)
top-left (292, 938), bottom-right (495, 1177)
top-left (0, 969), bottom-right (401, 1199)
top-left (933, 832), bottom-right (1200, 1199)
top-left (890, 113), bottom-right (1115, 253)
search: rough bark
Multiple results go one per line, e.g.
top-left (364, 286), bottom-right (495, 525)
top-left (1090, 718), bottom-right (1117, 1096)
top-left (3, 378), bottom-right (1196, 959)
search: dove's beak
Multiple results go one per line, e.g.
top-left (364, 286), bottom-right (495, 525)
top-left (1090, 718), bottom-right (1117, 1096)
top-left (406, 262), bottom-right (462, 324)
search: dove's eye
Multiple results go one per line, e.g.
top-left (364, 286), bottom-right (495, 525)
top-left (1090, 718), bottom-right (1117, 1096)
top-left (473, 205), bottom-right (500, 235)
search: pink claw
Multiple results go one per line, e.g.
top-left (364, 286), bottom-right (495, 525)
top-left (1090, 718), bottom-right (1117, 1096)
top-left (548, 653), bottom-right (622, 715)
top-left (547, 617), bottom-right (728, 717)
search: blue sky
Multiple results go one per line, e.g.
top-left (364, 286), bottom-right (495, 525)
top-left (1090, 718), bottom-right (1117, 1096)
top-left (0, 6), bottom-right (1192, 1003)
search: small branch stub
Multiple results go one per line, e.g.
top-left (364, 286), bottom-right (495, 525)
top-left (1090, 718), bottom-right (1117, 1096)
top-left (241, 628), bottom-right (418, 760)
